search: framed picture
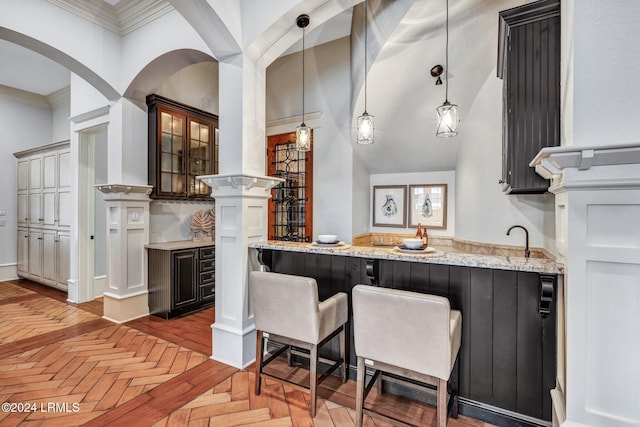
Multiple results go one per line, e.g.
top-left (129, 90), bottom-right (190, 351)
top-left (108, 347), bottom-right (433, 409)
top-left (408, 184), bottom-right (447, 229)
top-left (373, 185), bottom-right (407, 227)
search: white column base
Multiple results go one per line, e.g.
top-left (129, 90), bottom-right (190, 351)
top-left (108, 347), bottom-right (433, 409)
top-left (102, 291), bottom-right (149, 323)
top-left (211, 323), bottom-right (256, 369)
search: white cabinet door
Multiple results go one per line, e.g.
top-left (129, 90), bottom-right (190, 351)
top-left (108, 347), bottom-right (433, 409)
top-left (17, 228), bottom-right (29, 276)
top-left (43, 153), bottom-right (57, 190)
top-left (58, 150), bottom-right (70, 190)
top-left (17, 160), bottom-right (28, 192)
top-left (57, 150), bottom-right (71, 229)
top-left (56, 232), bottom-right (70, 290)
top-left (42, 229), bottom-right (57, 285)
top-left (29, 193), bottom-right (42, 227)
top-left (28, 230), bottom-right (42, 279)
top-left (58, 191), bottom-right (71, 229)
top-left (18, 194), bottom-right (28, 226)
top-left (29, 156), bottom-right (42, 192)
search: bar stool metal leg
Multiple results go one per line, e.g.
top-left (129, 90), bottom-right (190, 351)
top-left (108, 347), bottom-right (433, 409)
top-left (255, 331), bottom-right (264, 395)
top-left (309, 344), bottom-right (318, 417)
top-left (355, 356), bottom-right (365, 427)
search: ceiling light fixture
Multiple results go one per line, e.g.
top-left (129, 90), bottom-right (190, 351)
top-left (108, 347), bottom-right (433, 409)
top-left (296, 14), bottom-right (311, 152)
top-left (357, 0), bottom-right (374, 144)
top-left (436, 0), bottom-right (459, 137)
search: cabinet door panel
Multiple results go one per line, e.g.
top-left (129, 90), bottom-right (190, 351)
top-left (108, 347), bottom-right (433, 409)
top-left (29, 194), bottom-right (42, 227)
top-left (58, 151), bottom-right (70, 189)
top-left (28, 230), bottom-right (42, 278)
top-left (43, 153), bottom-right (57, 190)
top-left (43, 192), bottom-right (56, 227)
top-left (29, 157), bottom-right (42, 192)
top-left (173, 250), bottom-right (197, 307)
top-left (17, 229), bottom-right (29, 275)
top-left (58, 191), bottom-right (71, 228)
top-left (42, 230), bottom-right (57, 284)
top-left (56, 233), bottom-right (70, 289)
top-left (17, 161), bottom-right (28, 192)
top-left (18, 194), bottom-right (28, 226)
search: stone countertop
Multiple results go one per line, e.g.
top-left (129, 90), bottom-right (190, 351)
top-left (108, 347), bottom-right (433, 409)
top-left (146, 240), bottom-right (215, 251)
top-left (249, 241), bottom-right (563, 275)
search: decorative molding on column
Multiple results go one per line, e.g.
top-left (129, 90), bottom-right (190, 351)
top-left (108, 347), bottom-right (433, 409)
top-left (96, 184), bottom-right (152, 323)
top-left (531, 142), bottom-right (640, 192)
top-left (96, 184), bottom-right (153, 199)
top-left (532, 143), bottom-right (640, 427)
top-left (196, 173), bottom-right (284, 368)
top-left (197, 173), bottom-right (284, 197)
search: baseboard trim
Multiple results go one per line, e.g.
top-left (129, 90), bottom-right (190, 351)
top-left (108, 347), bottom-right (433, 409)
top-left (0, 263), bottom-right (18, 282)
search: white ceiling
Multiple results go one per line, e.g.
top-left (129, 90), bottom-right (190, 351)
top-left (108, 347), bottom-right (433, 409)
top-left (0, 39), bottom-right (69, 96)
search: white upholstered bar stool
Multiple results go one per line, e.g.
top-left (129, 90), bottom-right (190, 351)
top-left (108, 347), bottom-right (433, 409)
top-left (249, 271), bottom-right (349, 417)
top-left (352, 284), bottom-right (462, 427)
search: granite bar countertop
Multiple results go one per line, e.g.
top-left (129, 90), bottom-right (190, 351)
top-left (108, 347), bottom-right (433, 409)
top-left (146, 240), bottom-right (215, 251)
top-left (249, 241), bottom-right (563, 274)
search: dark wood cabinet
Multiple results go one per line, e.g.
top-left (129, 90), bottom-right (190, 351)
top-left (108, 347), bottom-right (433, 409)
top-left (264, 249), bottom-right (557, 426)
top-left (147, 94), bottom-right (219, 200)
top-left (498, 0), bottom-right (560, 194)
top-left (148, 242), bottom-right (215, 318)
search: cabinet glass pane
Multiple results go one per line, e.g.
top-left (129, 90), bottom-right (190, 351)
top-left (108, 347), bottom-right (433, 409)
top-left (161, 173), bottom-right (172, 192)
top-left (172, 136), bottom-right (183, 154)
top-left (172, 154), bottom-right (181, 172)
top-left (161, 112), bottom-right (172, 133)
top-left (161, 134), bottom-right (171, 152)
top-left (161, 153), bottom-right (172, 172)
top-left (172, 174), bottom-right (183, 193)
top-left (172, 117), bottom-right (183, 136)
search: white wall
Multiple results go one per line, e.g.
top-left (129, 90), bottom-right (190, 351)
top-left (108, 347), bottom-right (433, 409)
top-left (156, 62), bottom-right (219, 115)
top-left (455, 70), bottom-right (551, 250)
top-left (0, 97), bottom-right (52, 269)
top-left (149, 201), bottom-right (216, 243)
top-left (266, 37), bottom-right (354, 242)
top-left (370, 171), bottom-right (455, 237)
top-left (352, 154), bottom-right (370, 236)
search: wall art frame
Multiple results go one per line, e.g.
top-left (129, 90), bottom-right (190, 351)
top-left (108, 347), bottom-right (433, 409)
top-left (408, 184), bottom-right (447, 229)
top-left (372, 185), bottom-right (407, 227)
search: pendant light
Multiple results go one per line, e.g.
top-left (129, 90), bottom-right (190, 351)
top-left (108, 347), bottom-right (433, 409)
top-left (436, 0), bottom-right (459, 137)
top-left (357, 0), bottom-right (374, 144)
top-left (296, 14), bottom-right (311, 152)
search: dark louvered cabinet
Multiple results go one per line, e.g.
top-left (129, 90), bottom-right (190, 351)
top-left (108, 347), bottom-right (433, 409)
top-left (498, 0), bottom-right (560, 194)
top-left (147, 242), bottom-right (215, 318)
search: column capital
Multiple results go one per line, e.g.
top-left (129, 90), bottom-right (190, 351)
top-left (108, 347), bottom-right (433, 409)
top-left (197, 173), bottom-right (284, 198)
top-left (95, 184), bottom-right (153, 201)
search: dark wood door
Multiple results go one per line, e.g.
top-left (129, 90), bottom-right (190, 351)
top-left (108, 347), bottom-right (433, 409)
top-left (266, 132), bottom-right (313, 242)
top-left (172, 249), bottom-right (198, 307)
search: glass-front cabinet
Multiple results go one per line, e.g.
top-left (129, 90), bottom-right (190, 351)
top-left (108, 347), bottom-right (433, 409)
top-left (147, 94), bottom-right (219, 200)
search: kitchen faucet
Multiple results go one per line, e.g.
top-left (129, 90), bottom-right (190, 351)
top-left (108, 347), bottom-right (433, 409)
top-left (506, 225), bottom-right (530, 258)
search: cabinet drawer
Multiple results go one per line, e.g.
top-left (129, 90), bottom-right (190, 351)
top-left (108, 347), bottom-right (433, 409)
top-left (200, 246), bottom-right (215, 259)
top-left (200, 258), bottom-right (215, 271)
top-left (200, 283), bottom-right (215, 302)
top-left (200, 270), bottom-right (215, 284)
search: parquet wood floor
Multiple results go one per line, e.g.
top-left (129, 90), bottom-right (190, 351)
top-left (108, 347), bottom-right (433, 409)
top-left (0, 279), bottom-right (494, 427)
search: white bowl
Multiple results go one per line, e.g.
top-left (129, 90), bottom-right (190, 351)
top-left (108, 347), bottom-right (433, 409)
top-left (318, 234), bottom-right (338, 243)
top-left (402, 238), bottom-right (424, 249)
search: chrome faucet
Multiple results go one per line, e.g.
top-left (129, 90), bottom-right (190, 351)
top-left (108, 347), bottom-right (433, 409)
top-left (506, 225), bottom-right (530, 258)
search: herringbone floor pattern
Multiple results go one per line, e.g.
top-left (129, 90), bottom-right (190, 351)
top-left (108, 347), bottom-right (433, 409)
top-left (0, 280), bottom-right (493, 427)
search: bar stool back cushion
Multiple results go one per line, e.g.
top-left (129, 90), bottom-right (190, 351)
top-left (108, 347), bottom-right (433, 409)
top-left (353, 284), bottom-right (462, 380)
top-left (250, 271), bottom-right (346, 345)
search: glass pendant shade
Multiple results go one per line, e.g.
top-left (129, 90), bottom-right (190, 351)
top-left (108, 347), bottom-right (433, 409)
top-left (296, 123), bottom-right (311, 151)
top-left (357, 112), bottom-right (375, 144)
top-left (436, 101), bottom-right (459, 137)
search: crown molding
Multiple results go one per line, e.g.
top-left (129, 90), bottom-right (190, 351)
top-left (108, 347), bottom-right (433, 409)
top-left (47, 85), bottom-right (70, 109)
top-left (47, 0), bottom-right (173, 35)
top-left (0, 84), bottom-right (51, 109)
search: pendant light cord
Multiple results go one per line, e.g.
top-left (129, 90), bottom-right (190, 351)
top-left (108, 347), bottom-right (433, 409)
top-left (302, 25), bottom-right (306, 124)
top-left (364, 0), bottom-right (368, 113)
top-left (445, 0), bottom-right (449, 103)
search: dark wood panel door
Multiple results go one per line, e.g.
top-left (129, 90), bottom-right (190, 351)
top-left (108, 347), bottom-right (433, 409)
top-left (173, 249), bottom-right (198, 307)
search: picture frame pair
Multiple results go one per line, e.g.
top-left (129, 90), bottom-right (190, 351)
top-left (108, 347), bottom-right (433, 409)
top-left (372, 184), bottom-right (447, 229)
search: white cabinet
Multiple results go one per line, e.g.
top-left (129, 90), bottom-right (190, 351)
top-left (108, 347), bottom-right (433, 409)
top-left (14, 141), bottom-right (70, 291)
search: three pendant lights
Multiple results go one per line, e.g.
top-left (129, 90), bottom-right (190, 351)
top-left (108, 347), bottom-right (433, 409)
top-left (296, 0), bottom-right (458, 152)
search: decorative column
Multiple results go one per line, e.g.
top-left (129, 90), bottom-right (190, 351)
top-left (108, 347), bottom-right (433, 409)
top-left (96, 184), bottom-right (152, 323)
top-left (531, 143), bottom-right (640, 427)
top-left (196, 174), bottom-right (283, 369)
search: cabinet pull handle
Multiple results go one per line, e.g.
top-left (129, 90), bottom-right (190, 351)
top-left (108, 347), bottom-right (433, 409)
top-left (498, 179), bottom-right (505, 184)
top-left (37, 237), bottom-right (43, 240)
top-left (38, 218), bottom-right (44, 221)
